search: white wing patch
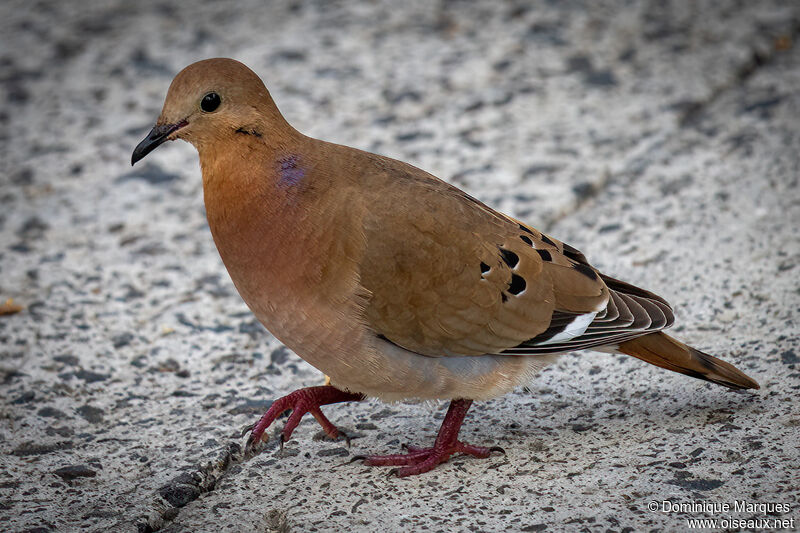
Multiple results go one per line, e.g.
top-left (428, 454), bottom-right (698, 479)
top-left (536, 312), bottom-right (597, 345)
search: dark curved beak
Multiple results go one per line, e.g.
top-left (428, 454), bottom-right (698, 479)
top-left (131, 121), bottom-right (187, 166)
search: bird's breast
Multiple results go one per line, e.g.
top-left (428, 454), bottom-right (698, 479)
top-left (201, 165), bottom-right (372, 378)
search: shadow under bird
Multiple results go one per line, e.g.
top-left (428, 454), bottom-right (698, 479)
top-left (132, 58), bottom-right (759, 477)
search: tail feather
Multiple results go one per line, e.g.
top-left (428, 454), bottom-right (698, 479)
top-left (617, 332), bottom-right (759, 390)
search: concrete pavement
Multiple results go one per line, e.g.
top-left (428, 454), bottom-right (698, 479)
top-left (1, 1), bottom-right (798, 531)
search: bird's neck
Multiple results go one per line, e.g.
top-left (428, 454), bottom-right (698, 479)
top-left (199, 130), bottom-right (308, 272)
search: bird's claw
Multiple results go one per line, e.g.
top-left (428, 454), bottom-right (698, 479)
top-left (240, 423), bottom-right (256, 439)
top-left (332, 455), bottom-right (366, 469)
top-left (489, 445), bottom-right (506, 455)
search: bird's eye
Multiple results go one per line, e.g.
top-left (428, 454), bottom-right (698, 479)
top-left (200, 92), bottom-right (221, 112)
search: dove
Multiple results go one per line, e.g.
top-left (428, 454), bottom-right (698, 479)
top-left (131, 58), bottom-right (759, 477)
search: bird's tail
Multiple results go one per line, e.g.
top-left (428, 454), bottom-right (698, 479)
top-left (617, 332), bottom-right (759, 390)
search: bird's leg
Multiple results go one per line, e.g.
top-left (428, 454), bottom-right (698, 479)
top-left (353, 399), bottom-right (504, 477)
top-left (246, 385), bottom-right (364, 451)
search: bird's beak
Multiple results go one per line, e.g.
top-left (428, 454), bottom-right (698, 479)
top-left (131, 120), bottom-right (187, 166)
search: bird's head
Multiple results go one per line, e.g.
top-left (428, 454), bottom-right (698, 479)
top-left (131, 58), bottom-right (282, 165)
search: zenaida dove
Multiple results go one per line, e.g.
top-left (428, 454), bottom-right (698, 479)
top-left (132, 58), bottom-right (758, 477)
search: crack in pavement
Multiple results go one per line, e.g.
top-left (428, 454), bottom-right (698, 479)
top-left (135, 427), bottom-right (304, 532)
top-left (134, 442), bottom-right (245, 532)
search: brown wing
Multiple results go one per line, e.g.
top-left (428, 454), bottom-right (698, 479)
top-left (354, 153), bottom-right (609, 357)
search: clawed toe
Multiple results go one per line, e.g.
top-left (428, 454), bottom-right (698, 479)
top-left (242, 386), bottom-right (364, 457)
top-left (489, 445), bottom-right (506, 455)
top-left (331, 455), bottom-right (368, 470)
top-left (340, 400), bottom-right (503, 476)
top-left (349, 439), bottom-right (501, 476)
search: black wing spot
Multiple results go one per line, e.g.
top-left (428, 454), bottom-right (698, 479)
top-left (499, 248), bottom-right (519, 269)
top-left (480, 262), bottom-right (490, 275)
top-left (562, 242), bottom-right (589, 264)
top-left (573, 262), bottom-right (598, 280)
top-left (508, 274), bottom-right (526, 295)
top-left (501, 293), bottom-right (508, 303)
top-left (518, 223), bottom-right (534, 235)
top-left (520, 235), bottom-right (533, 246)
top-left (536, 249), bottom-right (552, 262)
top-left (540, 234), bottom-right (556, 247)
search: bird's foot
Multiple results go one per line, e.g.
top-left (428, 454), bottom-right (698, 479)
top-left (245, 385), bottom-right (364, 454)
top-left (353, 441), bottom-right (504, 477)
top-left (348, 398), bottom-right (503, 477)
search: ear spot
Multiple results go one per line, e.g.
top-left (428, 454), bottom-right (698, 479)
top-left (499, 248), bottom-right (519, 269)
top-left (235, 127), bottom-right (263, 137)
top-left (508, 274), bottom-right (526, 295)
top-left (536, 249), bottom-right (552, 262)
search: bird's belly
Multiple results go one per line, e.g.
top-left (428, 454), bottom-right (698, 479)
top-left (326, 336), bottom-right (561, 402)
top-left (231, 274), bottom-right (555, 401)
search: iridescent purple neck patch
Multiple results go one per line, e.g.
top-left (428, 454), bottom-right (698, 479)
top-left (277, 155), bottom-right (305, 187)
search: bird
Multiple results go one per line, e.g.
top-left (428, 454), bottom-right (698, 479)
top-left (131, 58), bottom-right (759, 477)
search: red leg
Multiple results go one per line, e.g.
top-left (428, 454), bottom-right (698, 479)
top-left (246, 386), bottom-right (364, 451)
top-left (352, 399), bottom-right (504, 477)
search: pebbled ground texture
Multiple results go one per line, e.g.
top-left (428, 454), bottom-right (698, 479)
top-left (1, 1), bottom-right (798, 532)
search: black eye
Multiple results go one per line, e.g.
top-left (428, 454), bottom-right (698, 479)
top-left (200, 92), bottom-right (221, 112)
